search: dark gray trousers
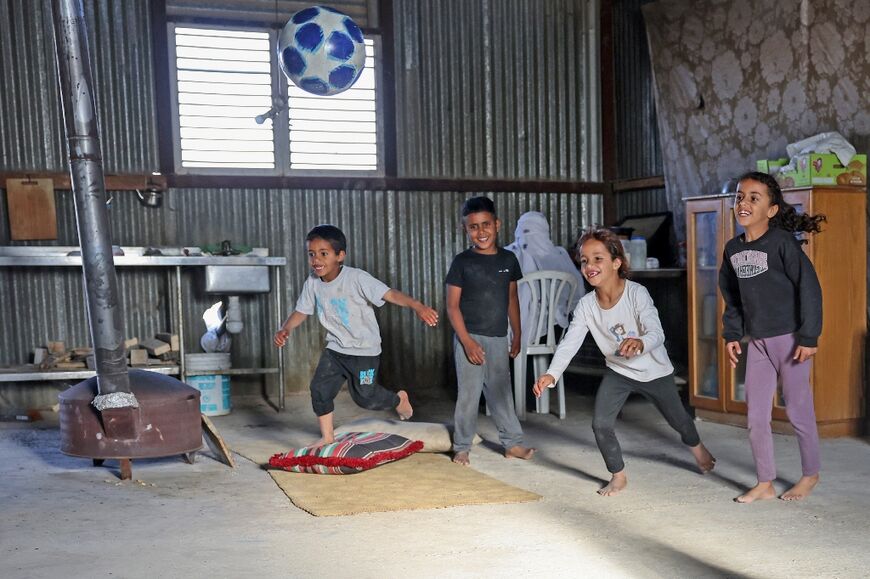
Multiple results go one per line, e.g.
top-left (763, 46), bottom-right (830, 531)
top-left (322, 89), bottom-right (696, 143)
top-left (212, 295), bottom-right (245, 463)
top-left (592, 369), bottom-right (700, 473)
top-left (309, 349), bottom-right (399, 416)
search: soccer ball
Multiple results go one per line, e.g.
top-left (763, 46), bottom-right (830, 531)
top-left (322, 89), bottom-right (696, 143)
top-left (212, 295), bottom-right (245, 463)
top-left (277, 6), bottom-right (366, 96)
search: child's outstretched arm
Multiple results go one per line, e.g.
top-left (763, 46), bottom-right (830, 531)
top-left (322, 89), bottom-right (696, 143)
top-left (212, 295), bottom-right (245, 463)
top-left (533, 302), bottom-right (588, 397)
top-left (274, 311), bottom-right (308, 348)
top-left (446, 284), bottom-right (485, 365)
top-left (532, 373), bottom-right (556, 398)
top-left (383, 289), bottom-right (439, 327)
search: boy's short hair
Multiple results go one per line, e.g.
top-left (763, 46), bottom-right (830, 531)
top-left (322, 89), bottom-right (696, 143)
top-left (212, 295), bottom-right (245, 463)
top-left (461, 196), bottom-right (496, 217)
top-left (306, 224), bottom-right (347, 254)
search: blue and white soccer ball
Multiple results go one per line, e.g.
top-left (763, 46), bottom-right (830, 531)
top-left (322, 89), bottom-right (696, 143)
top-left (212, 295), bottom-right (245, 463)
top-left (277, 6), bottom-right (366, 96)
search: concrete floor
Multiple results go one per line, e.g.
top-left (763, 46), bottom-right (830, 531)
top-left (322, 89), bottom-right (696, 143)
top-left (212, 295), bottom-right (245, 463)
top-left (2, 385), bottom-right (870, 579)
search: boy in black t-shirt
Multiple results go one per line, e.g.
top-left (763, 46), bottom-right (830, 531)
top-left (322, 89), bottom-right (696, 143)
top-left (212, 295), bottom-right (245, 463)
top-left (445, 196), bottom-right (535, 465)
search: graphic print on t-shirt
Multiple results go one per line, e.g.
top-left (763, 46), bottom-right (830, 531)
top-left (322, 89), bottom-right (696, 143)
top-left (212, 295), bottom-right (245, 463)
top-left (609, 322), bottom-right (637, 355)
top-left (330, 297), bottom-right (351, 328)
top-left (730, 250), bottom-right (769, 278)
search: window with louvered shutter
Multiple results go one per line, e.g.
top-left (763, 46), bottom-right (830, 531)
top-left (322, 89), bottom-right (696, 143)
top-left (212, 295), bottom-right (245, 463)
top-left (168, 24), bottom-right (381, 175)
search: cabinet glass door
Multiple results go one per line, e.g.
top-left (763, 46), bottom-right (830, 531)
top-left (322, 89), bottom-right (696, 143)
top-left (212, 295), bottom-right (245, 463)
top-left (688, 200), bottom-right (725, 411)
top-left (725, 199), bottom-right (749, 412)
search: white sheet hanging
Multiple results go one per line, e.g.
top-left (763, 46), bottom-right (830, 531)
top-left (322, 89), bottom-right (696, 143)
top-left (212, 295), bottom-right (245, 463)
top-left (505, 212), bottom-right (584, 345)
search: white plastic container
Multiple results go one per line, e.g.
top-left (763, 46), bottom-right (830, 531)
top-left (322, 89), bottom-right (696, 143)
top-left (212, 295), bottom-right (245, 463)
top-left (620, 239), bottom-right (632, 267)
top-left (185, 353), bottom-right (232, 416)
top-left (187, 375), bottom-right (231, 416)
top-left (630, 236), bottom-right (647, 270)
top-left (186, 353), bottom-right (231, 372)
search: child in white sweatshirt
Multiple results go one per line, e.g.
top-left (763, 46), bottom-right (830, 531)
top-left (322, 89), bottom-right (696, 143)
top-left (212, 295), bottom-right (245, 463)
top-left (534, 228), bottom-right (715, 496)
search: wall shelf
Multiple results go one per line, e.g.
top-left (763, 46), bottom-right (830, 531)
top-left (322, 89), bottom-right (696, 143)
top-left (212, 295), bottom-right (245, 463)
top-left (0, 248), bottom-right (288, 410)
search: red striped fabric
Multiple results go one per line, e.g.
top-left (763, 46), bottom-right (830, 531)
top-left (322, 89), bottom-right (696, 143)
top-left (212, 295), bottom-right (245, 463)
top-left (268, 431), bottom-right (424, 474)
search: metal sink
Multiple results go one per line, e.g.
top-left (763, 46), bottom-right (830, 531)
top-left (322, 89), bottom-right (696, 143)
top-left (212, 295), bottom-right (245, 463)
top-left (203, 265), bottom-right (270, 294)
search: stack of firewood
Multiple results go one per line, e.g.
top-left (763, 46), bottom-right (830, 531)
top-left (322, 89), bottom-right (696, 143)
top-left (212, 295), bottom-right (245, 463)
top-left (126, 333), bottom-right (180, 367)
top-left (33, 332), bottom-right (180, 370)
top-left (32, 342), bottom-right (93, 370)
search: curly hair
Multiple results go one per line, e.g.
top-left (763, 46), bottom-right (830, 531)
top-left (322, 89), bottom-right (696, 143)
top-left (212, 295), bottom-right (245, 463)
top-left (573, 226), bottom-right (630, 279)
top-left (737, 172), bottom-right (826, 237)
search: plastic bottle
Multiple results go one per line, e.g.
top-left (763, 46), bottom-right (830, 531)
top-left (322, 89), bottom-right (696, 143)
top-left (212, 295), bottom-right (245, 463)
top-left (630, 235), bottom-right (647, 270)
top-left (620, 239), bottom-right (632, 267)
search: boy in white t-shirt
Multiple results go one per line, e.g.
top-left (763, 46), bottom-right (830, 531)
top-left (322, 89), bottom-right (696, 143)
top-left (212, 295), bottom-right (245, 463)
top-left (274, 225), bottom-right (439, 444)
top-left (534, 228), bottom-right (715, 496)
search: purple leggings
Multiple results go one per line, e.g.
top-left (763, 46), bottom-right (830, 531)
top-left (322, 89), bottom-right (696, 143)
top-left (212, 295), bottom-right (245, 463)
top-left (745, 333), bottom-right (820, 482)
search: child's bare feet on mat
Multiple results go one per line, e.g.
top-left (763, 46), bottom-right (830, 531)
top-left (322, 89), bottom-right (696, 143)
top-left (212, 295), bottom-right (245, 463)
top-left (781, 474), bottom-right (819, 501)
top-left (504, 445), bottom-right (535, 460)
top-left (690, 443), bottom-right (716, 473)
top-left (735, 481), bottom-right (776, 503)
top-left (598, 471), bottom-right (627, 496)
top-left (311, 436), bottom-right (335, 447)
top-left (452, 451), bottom-right (470, 465)
top-left (395, 390), bottom-right (413, 420)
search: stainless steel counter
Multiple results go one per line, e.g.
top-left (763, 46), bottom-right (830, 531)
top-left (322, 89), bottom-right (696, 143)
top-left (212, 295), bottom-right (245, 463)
top-left (0, 365), bottom-right (179, 381)
top-left (0, 246), bottom-right (288, 410)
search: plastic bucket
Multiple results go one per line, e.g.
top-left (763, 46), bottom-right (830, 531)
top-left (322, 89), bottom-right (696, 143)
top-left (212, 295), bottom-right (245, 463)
top-left (185, 353), bottom-right (232, 416)
top-left (185, 353), bottom-right (231, 372)
top-left (187, 374), bottom-right (231, 416)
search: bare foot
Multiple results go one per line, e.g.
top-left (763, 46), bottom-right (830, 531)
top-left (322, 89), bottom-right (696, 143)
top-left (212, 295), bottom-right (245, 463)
top-left (735, 481), bottom-right (776, 503)
top-left (316, 413), bottom-right (335, 447)
top-left (452, 451), bottom-right (470, 466)
top-left (396, 390), bottom-right (413, 421)
top-left (504, 445), bottom-right (535, 460)
top-left (781, 474), bottom-right (819, 501)
top-left (690, 443), bottom-right (716, 473)
top-left (598, 471), bottom-right (627, 496)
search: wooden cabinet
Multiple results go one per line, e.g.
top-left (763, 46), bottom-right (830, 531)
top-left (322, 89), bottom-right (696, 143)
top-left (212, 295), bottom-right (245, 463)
top-left (685, 186), bottom-right (866, 437)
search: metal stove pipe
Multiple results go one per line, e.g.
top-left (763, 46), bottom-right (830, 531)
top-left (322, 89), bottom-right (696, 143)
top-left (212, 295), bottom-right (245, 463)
top-left (50, 0), bottom-right (134, 409)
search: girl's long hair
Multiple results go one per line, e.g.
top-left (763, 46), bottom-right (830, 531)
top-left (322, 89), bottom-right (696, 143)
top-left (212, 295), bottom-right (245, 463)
top-left (738, 171), bottom-right (826, 236)
top-left (573, 227), bottom-right (630, 279)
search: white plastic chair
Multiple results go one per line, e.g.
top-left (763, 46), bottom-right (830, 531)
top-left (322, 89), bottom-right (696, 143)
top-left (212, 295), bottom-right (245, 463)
top-left (513, 270), bottom-right (579, 420)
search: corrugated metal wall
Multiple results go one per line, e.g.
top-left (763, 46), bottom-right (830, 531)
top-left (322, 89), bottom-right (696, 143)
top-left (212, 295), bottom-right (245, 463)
top-left (395, 0), bottom-right (601, 181)
top-left (168, 188), bottom-right (598, 390)
top-left (612, 0), bottom-right (667, 220)
top-left (0, 189), bottom-right (171, 368)
top-left (615, 187), bottom-right (668, 219)
top-left (0, 0), bottom-right (158, 172)
top-left (0, 0), bottom-right (602, 395)
top-left (0, 186), bottom-right (598, 391)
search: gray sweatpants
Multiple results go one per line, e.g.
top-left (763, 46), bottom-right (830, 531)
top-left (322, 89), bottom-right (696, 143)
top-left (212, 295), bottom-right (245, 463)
top-left (593, 369), bottom-right (700, 473)
top-left (453, 333), bottom-right (524, 453)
